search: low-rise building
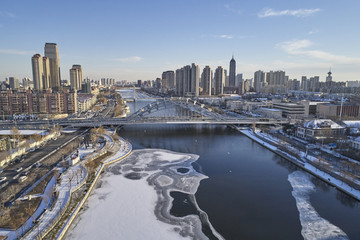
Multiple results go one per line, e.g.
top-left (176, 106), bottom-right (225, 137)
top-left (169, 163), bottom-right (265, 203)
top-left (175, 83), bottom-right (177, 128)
top-left (296, 119), bottom-right (345, 139)
top-left (317, 103), bottom-right (360, 119)
top-left (272, 102), bottom-right (305, 118)
top-left (351, 137), bottom-right (360, 150)
top-left (342, 120), bottom-right (360, 135)
top-left (259, 108), bottom-right (282, 119)
top-left (77, 93), bottom-right (96, 112)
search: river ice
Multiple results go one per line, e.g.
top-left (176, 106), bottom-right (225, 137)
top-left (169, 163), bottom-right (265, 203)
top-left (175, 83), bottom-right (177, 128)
top-left (288, 171), bottom-right (348, 240)
top-left (66, 149), bottom-right (223, 240)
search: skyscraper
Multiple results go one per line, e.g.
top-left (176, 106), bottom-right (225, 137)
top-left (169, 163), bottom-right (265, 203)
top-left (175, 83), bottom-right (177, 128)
top-left (32, 54), bottom-right (44, 90)
top-left (42, 56), bottom-right (50, 89)
top-left (175, 68), bottom-right (184, 96)
top-left (214, 66), bottom-right (225, 95)
top-left (254, 70), bottom-right (265, 93)
top-left (183, 65), bottom-right (191, 95)
top-left (229, 55), bottom-right (236, 87)
top-left (45, 43), bottom-right (61, 89)
top-left (201, 66), bottom-right (212, 96)
top-left (70, 64), bottom-right (83, 90)
top-left (191, 63), bottom-right (200, 97)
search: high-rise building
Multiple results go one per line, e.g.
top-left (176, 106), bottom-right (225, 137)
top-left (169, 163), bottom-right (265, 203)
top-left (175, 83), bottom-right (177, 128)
top-left (201, 66), bottom-right (212, 96)
top-left (309, 76), bottom-right (320, 92)
top-left (183, 65), bottom-right (191, 95)
top-left (214, 66), bottom-right (225, 95)
top-left (191, 63), bottom-right (200, 97)
top-left (265, 70), bottom-right (286, 93)
top-left (44, 43), bottom-right (61, 89)
top-left (22, 78), bottom-right (33, 90)
top-left (9, 77), bottom-right (19, 89)
top-left (69, 65), bottom-right (83, 90)
top-left (229, 56), bottom-right (236, 87)
top-left (254, 70), bottom-right (265, 93)
top-left (42, 56), bottom-right (50, 89)
top-left (175, 68), bottom-right (184, 96)
top-left (174, 63), bottom-right (200, 97)
top-left (301, 76), bottom-right (308, 91)
top-left (236, 74), bottom-right (243, 87)
top-left (161, 71), bottom-right (175, 90)
top-left (32, 54), bottom-right (44, 90)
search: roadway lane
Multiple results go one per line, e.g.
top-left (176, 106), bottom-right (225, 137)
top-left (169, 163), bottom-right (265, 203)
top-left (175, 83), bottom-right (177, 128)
top-left (1, 129), bottom-right (84, 185)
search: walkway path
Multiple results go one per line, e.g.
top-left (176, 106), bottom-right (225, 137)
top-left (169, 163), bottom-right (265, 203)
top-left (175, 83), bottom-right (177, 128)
top-left (0, 132), bottom-right (111, 240)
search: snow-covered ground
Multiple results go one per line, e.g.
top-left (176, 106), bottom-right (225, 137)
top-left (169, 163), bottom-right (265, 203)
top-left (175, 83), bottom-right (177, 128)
top-left (66, 149), bottom-right (223, 240)
top-left (21, 143), bottom-right (99, 240)
top-left (288, 171), bottom-right (348, 240)
top-left (0, 129), bottom-right (46, 135)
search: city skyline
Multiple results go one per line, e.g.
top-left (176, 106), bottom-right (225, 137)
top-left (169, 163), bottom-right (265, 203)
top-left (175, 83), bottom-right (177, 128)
top-left (1, 0), bottom-right (360, 82)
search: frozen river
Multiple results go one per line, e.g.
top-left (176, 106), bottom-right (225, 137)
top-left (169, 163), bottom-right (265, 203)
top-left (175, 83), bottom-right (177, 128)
top-left (66, 90), bottom-right (360, 239)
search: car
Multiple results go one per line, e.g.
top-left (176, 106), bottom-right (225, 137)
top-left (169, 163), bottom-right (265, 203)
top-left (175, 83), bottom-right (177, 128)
top-left (15, 167), bottom-right (23, 173)
top-left (18, 176), bottom-right (27, 182)
top-left (0, 177), bottom-right (7, 183)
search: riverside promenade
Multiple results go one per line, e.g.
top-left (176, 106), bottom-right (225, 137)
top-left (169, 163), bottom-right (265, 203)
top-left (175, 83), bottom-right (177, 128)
top-left (240, 128), bottom-right (360, 201)
top-left (17, 132), bottom-right (131, 240)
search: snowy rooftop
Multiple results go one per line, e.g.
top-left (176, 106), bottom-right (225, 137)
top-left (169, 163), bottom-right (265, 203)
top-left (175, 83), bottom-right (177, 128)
top-left (342, 121), bottom-right (360, 128)
top-left (303, 119), bottom-right (344, 129)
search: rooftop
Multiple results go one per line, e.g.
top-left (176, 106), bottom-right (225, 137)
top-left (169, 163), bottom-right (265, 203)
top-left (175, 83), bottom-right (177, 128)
top-left (303, 119), bottom-right (344, 129)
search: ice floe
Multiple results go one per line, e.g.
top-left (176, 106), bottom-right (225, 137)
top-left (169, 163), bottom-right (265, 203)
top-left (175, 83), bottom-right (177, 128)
top-left (288, 171), bottom-right (348, 240)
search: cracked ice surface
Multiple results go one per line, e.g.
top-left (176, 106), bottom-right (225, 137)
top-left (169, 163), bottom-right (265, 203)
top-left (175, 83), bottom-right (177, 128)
top-left (288, 171), bottom-right (348, 240)
top-left (66, 149), bottom-right (223, 240)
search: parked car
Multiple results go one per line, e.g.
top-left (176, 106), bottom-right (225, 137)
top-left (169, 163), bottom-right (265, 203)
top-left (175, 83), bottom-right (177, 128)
top-left (0, 177), bottom-right (7, 183)
top-left (15, 167), bottom-right (23, 173)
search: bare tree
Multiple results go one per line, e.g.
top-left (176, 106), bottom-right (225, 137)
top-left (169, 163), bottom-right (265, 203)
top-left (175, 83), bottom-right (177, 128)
top-left (11, 126), bottom-right (21, 148)
top-left (67, 170), bottom-right (74, 190)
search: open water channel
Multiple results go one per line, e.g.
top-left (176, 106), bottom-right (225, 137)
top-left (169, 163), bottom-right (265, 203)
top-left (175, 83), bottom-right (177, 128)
top-left (118, 89), bottom-right (360, 239)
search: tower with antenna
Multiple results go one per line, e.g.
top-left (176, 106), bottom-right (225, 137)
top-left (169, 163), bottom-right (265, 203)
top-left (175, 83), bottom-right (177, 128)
top-left (326, 67), bottom-right (332, 83)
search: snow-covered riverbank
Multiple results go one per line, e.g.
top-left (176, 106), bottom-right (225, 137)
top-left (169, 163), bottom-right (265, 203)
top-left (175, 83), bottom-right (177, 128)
top-left (239, 128), bottom-right (360, 201)
top-left (65, 149), bottom-right (223, 240)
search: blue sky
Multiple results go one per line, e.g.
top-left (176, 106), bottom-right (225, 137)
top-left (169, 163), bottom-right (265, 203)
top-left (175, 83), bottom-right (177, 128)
top-left (1, 0), bottom-right (360, 82)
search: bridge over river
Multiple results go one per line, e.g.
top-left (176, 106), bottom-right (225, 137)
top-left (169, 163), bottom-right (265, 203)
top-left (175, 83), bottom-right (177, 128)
top-left (0, 96), bottom-right (289, 129)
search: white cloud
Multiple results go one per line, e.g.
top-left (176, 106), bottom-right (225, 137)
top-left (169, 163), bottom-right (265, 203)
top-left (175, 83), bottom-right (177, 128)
top-left (113, 56), bottom-right (143, 62)
top-left (216, 34), bottom-right (233, 39)
top-left (224, 4), bottom-right (242, 15)
top-left (0, 49), bottom-right (33, 55)
top-left (258, 8), bottom-right (321, 18)
top-left (277, 39), bottom-right (360, 64)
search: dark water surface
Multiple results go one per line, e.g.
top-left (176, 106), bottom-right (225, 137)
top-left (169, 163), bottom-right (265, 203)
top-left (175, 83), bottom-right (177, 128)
top-left (117, 90), bottom-right (360, 239)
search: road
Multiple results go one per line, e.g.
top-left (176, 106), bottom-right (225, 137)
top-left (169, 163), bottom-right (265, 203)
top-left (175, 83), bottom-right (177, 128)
top-left (0, 129), bottom-right (85, 194)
